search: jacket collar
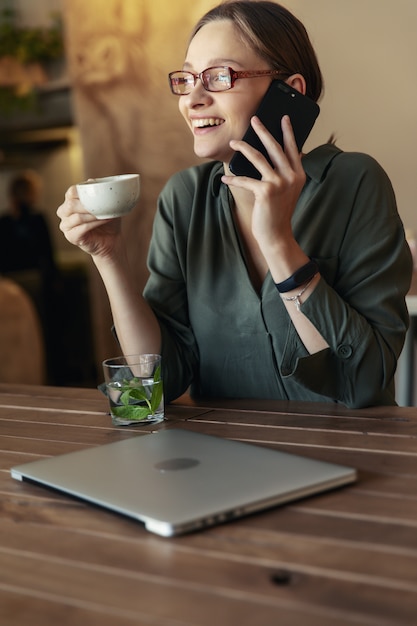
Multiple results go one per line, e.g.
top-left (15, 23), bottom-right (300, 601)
top-left (302, 143), bottom-right (342, 183)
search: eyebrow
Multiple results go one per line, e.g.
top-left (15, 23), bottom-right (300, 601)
top-left (182, 59), bottom-right (244, 71)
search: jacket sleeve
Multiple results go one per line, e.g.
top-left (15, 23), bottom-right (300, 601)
top-left (281, 151), bottom-right (412, 408)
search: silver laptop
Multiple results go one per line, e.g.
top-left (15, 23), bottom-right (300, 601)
top-left (11, 428), bottom-right (356, 537)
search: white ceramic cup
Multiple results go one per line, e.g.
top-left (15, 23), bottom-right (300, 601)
top-left (76, 174), bottom-right (140, 219)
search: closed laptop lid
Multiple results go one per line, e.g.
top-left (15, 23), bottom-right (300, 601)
top-left (11, 428), bottom-right (357, 536)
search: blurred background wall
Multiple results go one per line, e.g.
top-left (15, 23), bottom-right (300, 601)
top-left (1, 0), bottom-right (416, 385)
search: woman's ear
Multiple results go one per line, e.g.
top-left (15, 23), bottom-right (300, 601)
top-left (285, 73), bottom-right (306, 96)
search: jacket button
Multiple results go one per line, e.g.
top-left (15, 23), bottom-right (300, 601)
top-left (337, 344), bottom-right (353, 359)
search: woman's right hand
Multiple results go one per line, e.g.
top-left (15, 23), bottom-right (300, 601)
top-left (57, 185), bottom-right (123, 259)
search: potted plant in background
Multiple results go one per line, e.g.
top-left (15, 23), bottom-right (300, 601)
top-left (0, 7), bottom-right (64, 114)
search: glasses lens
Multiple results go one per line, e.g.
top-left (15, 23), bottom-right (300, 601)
top-left (202, 67), bottom-right (232, 92)
top-left (169, 72), bottom-right (195, 95)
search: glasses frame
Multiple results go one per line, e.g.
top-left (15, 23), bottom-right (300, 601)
top-left (168, 65), bottom-right (286, 96)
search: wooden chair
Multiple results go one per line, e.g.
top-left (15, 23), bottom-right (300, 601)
top-left (0, 277), bottom-right (46, 384)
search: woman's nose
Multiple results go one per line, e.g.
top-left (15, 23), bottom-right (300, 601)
top-left (181, 80), bottom-right (213, 107)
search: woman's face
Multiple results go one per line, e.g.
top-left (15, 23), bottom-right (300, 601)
top-left (178, 20), bottom-right (273, 165)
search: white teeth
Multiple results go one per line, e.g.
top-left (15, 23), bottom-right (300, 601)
top-left (192, 118), bottom-right (223, 128)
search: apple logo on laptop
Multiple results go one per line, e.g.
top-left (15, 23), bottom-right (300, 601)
top-left (154, 458), bottom-right (200, 472)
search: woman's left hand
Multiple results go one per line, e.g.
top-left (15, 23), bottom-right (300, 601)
top-left (221, 114), bottom-right (306, 255)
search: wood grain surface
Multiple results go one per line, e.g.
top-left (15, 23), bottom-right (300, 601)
top-left (1, 384), bottom-right (416, 625)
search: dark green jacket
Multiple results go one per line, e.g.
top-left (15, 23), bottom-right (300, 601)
top-left (144, 144), bottom-right (412, 408)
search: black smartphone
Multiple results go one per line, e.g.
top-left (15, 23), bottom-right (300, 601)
top-left (229, 80), bottom-right (320, 179)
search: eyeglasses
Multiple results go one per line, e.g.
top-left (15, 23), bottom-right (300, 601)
top-left (168, 66), bottom-right (285, 95)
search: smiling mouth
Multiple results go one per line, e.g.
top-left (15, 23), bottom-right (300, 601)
top-left (192, 118), bottom-right (224, 128)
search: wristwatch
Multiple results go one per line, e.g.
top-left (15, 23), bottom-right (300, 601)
top-left (275, 259), bottom-right (319, 293)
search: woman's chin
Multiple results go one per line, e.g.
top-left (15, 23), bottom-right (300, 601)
top-left (193, 144), bottom-right (234, 164)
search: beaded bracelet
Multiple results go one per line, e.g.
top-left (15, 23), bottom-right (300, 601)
top-left (280, 274), bottom-right (317, 311)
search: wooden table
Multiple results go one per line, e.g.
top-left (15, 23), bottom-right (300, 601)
top-left (1, 384), bottom-right (417, 625)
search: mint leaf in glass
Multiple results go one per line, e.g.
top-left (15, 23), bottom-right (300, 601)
top-left (113, 367), bottom-right (163, 421)
top-left (112, 405), bottom-right (153, 420)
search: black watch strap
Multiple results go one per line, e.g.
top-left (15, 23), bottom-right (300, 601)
top-left (275, 259), bottom-right (319, 293)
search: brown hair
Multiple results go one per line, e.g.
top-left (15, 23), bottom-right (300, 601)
top-left (190, 1), bottom-right (323, 102)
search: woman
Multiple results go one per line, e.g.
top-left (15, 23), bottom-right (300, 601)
top-left (58, 1), bottom-right (412, 408)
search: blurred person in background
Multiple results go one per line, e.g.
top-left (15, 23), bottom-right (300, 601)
top-left (0, 170), bottom-right (59, 381)
top-left (0, 170), bottom-right (56, 279)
